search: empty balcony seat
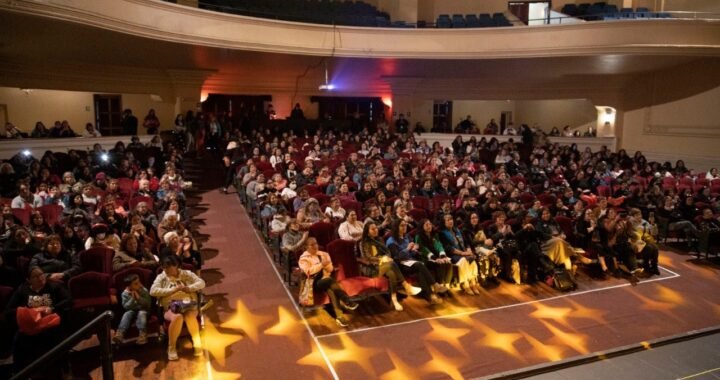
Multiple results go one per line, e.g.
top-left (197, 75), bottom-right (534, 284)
top-left (620, 8), bottom-right (635, 18)
top-left (604, 5), bottom-right (618, 14)
top-left (376, 16), bottom-right (391, 27)
top-left (561, 4), bottom-right (578, 16)
top-left (466, 14), bottom-right (480, 27)
top-left (479, 13), bottom-right (493, 27)
top-left (577, 3), bottom-right (591, 15)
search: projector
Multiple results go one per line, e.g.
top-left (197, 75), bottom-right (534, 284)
top-left (318, 83), bottom-right (335, 91)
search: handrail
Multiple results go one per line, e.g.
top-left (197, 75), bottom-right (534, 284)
top-left (194, 0), bottom-right (394, 26)
top-left (10, 310), bottom-right (115, 380)
top-left (529, 10), bottom-right (720, 24)
top-left (187, 0), bottom-right (720, 29)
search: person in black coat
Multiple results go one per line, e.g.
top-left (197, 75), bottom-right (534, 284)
top-left (5, 266), bottom-right (72, 375)
top-left (29, 235), bottom-right (82, 283)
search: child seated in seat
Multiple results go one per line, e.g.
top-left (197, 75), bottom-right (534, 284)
top-left (114, 273), bottom-right (152, 345)
top-left (475, 238), bottom-right (501, 286)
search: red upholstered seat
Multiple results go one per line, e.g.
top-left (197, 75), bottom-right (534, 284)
top-left (0, 286), bottom-right (14, 310)
top-left (340, 200), bottom-right (363, 219)
top-left (79, 247), bottom-right (115, 274)
top-left (69, 271), bottom-right (113, 309)
top-left (411, 196), bottom-right (430, 212)
top-left (537, 193), bottom-right (557, 206)
top-left (38, 204), bottom-right (63, 227)
top-left (338, 277), bottom-right (388, 296)
top-left (111, 267), bottom-right (160, 338)
top-left (407, 208), bottom-right (428, 221)
top-left (112, 267), bottom-right (155, 290)
top-left (303, 184), bottom-right (322, 195)
top-left (309, 222), bottom-right (336, 249)
top-left (11, 208), bottom-right (30, 226)
top-left (431, 195), bottom-right (451, 212)
top-left (555, 215), bottom-right (576, 245)
top-left (310, 239), bottom-right (388, 306)
top-left (117, 178), bottom-right (134, 198)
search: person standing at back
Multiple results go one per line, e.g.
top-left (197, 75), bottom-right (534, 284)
top-left (122, 109), bottom-right (138, 136)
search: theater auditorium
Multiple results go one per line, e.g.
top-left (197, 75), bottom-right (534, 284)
top-left (0, 0), bottom-right (719, 379)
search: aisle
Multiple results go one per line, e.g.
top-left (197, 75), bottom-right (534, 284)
top-left (182, 157), bottom-right (333, 379)
top-left (80, 156), bottom-right (334, 379)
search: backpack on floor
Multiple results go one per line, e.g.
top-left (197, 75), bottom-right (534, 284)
top-left (537, 254), bottom-right (555, 279)
top-left (553, 268), bottom-right (576, 292)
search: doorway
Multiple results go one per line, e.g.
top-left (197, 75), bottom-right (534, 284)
top-left (509, 1), bottom-right (551, 25)
top-left (94, 95), bottom-right (123, 136)
top-left (500, 111), bottom-right (513, 132)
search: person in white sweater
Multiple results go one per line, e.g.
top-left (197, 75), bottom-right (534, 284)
top-left (338, 210), bottom-right (364, 241)
top-left (150, 255), bottom-right (206, 361)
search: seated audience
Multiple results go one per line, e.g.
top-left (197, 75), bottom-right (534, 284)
top-left (29, 234), bottom-right (82, 283)
top-left (5, 266), bottom-right (71, 374)
top-left (386, 220), bottom-right (446, 305)
top-left (298, 237), bottom-right (358, 327)
top-left (150, 255), bottom-right (205, 361)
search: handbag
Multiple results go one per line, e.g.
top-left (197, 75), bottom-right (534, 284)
top-left (553, 268), bottom-right (577, 292)
top-left (298, 276), bottom-right (315, 306)
top-left (17, 307), bottom-right (61, 336)
top-left (169, 299), bottom-right (198, 314)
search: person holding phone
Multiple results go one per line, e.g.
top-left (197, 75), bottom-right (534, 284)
top-left (177, 235), bottom-right (202, 272)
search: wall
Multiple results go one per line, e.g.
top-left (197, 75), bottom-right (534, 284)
top-left (621, 85), bottom-right (720, 170)
top-left (274, 94), bottom-right (319, 120)
top-left (453, 100), bottom-right (515, 128)
top-left (552, 0), bottom-right (623, 11)
top-left (416, 0), bottom-right (624, 21)
top-left (514, 99), bottom-right (596, 130)
top-left (631, 0), bottom-right (720, 12)
top-left (377, 0), bottom-right (418, 23)
top-left (0, 87), bottom-right (175, 134)
top-left (449, 99), bottom-right (595, 132)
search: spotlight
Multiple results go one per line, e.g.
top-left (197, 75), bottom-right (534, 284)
top-left (22, 150), bottom-right (31, 157)
top-left (101, 153), bottom-right (109, 162)
top-left (318, 61), bottom-right (335, 91)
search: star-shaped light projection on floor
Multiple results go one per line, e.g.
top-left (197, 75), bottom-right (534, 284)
top-left (564, 299), bottom-right (608, 325)
top-left (191, 360), bottom-right (242, 380)
top-left (708, 300), bottom-right (720, 318)
top-left (654, 284), bottom-right (685, 306)
top-left (202, 319), bottom-right (244, 367)
top-left (423, 319), bottom-right (472, 356)
top-left (379, 350), bottom-right (419, 380)
top-left (264, 306), bottom-right (307, 348)
top-left (493, 282), bottom-right (534, 303)
top-left (421, 342), bottom-right (468, 380)
top-left (539, 320), bottom-right (590, 355)
top-left (220, 300), bottom-right (273, 343)
top-left (296, 342), bottom-right (329, 372)
top-left (472, 320), bottom-right (524, 360)
top-left (521, 331), bottom-right (565, 362)
top-left (322, 334), bottom-right (382, 376)
top-left (529, 303), bottom-right (573, 327)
